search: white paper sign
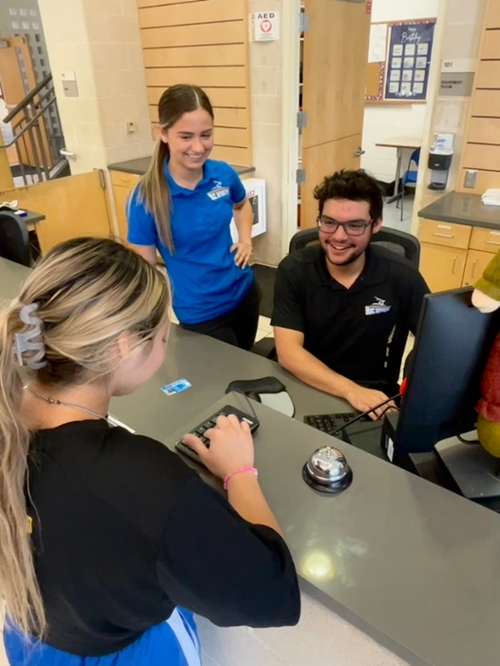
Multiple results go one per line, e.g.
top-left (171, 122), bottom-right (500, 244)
top-left (441, 59), bottom-right (474, 73)
top-left (250, 11), bottom-right (280, 42)
top-left (368, 23), bottom-right (388, 63)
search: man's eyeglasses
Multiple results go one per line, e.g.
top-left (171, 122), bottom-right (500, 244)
top-left (317, 216), bottom-right (373, 237)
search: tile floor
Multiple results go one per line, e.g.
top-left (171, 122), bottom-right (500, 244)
top-left (382, 197), bottom-right (414, 234)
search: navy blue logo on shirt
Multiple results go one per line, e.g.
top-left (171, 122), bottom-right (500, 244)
top-left (365, 297), bottom-right (392, 316)
top-left (207, 182), bottom-right (230, 200)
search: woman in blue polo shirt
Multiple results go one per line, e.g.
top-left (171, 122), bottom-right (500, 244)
top-left (127, 84), bottom-right (259, 350)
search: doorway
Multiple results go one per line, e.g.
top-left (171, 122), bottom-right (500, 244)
top-left (282, 0), bottom-right (372, 248)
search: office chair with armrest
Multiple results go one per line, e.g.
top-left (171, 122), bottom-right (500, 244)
top-left (252, 226), bottom-right (421, 385)
top-left (0, 211), bottom-right (32, 267)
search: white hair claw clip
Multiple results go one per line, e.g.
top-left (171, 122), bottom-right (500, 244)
top-left (13, 303), bottom-right (47, 370)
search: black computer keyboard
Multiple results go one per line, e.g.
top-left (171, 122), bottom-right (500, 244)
top-left (304, 411), bottom-right (370, 437)
top-left (175, 405), bottom-right (260, 464)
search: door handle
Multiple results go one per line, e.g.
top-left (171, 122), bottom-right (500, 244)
top-left (433, 233), bottom-right (454, 238)
top-left (60, 149), bottom-right (76, 161)
top-left (355, 147), bottom-right (365, 157)
top-left (486, 240), bottom-right (500, 246)
top-left (471, 260), bottom-right (477, 279)
top-left (452, 256), bottom-right (457, 274)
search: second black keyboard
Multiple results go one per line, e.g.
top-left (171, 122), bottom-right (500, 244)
top-left (303, 411), bottom-right (370, 437)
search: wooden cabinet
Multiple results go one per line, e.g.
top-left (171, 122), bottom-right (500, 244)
top-left (469, 226), bottom-right (500, 253)
top-left (463, 249), bottom-right (495, 287)
top-left (420, 243), bottom-right (467, 292)
top-left (419, 217), bottom-right (498, 292)
top-left (110, 170), bottom-right (140, 242)
top-left (419, 219), bottom-right (471, 249)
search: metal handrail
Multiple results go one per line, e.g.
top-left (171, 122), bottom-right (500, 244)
top-left (1, 72), bottom-right (66, 186)
top-left (3, 73), bottom-right (53, 124)
top-left (0, 95), bottom-right (56, 148)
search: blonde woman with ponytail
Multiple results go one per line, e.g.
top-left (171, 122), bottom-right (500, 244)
top-left (127, 84), bottom-right (261, 351)
top-left (0, 237), bottom-right (299, 666)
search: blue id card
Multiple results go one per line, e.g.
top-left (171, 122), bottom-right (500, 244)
top-left (161, 378), bottom-right (192, 396)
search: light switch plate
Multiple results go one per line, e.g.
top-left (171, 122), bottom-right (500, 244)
top-left (62, 80), bottom-right (79, 97)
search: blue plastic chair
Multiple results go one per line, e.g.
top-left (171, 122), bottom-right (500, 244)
top-left (397, 148), bottom-right (420, 220)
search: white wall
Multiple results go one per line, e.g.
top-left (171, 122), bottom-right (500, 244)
top-left (361, 0), bottom-right (440, 183)
top-left (411, 0), bottom-right (488, 233)
top-left (248, 0), bottom-right (285, 267)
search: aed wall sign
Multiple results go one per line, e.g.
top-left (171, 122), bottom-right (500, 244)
top-left (250, 11), bottom-right (280, 41)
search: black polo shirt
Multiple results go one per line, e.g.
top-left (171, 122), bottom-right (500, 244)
top-left (272, 244), bottom-right (429, 389)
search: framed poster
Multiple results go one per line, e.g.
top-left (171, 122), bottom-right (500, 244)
top-left (384, 20), bottom-right (436, 101)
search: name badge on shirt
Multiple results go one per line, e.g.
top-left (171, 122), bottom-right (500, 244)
top-left (365, 297), bottom-right (392, 316)
top-left (207, 186), bottom-right (230, 201)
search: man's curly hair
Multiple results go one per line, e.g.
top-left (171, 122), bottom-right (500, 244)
top-left (314, 169), bottom-right (384, 221)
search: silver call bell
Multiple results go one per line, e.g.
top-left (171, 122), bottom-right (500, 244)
top-left (303, 446), bottom-right (353, 494)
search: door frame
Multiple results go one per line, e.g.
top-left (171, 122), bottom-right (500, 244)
top-left (280, 0), bottom-right (301, 256)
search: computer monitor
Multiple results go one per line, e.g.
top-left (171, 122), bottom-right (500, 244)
top-left (391, 287), bottom-right (500, 465)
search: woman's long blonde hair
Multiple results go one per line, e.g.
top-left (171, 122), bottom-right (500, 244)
top-left (132, 84), bottom-right (214, 253)
top-left (0, 237), bottom-right (170, 637)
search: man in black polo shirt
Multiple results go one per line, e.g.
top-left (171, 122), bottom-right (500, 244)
top-left (272, 169), bottom-right (429, 419)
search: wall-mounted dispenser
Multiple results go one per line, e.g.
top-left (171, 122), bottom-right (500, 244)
top-left (428, 133), bottom-right (454, 191)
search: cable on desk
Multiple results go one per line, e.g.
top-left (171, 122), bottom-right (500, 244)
top-left (231, 389), bottom-right (258, 421)
top-left (330, 393), bottom-right (403, 439)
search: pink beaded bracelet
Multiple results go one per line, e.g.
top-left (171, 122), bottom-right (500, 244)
top-left (223, 466), bottom-right (258, 490)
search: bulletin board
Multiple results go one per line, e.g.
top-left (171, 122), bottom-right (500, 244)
top-left (366, 18), bottom-right (436, 104)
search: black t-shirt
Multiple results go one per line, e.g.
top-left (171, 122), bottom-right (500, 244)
top-left (27, 421), bottom-right (300, 657)
top-left (271, 244), bottom-right (429, 388)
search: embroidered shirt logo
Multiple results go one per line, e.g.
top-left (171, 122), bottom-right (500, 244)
top-left (365, 297), bottom-right (392, 316)
top-left (207, 182), bottom-right (230, 200)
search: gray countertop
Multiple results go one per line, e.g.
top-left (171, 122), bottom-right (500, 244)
top-left (104, 328), bottom-right (500, 666)
top-left (23, 210), bottom-right (46, 225)
top-left (2, 257), bottom-right (500, 666)
top-left (419, 191), bottom-right (500, 229)
top-left (1, 209), bottom-right (45, 225)
top-left (108, 156), bottom-right (255, 177)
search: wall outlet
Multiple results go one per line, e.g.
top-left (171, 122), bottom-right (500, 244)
top-left (126, 121), bottom-right (136, 133)
top-left (464, 169), bottom-right (477, 189)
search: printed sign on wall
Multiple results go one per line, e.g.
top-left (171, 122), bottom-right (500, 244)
top-left (384, 20), bottom-right (436, 101)
top-left (250, 11), bottom-right (280, 42)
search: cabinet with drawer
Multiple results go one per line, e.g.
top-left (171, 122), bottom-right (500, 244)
top-left (419, 218), bottom-right (498, 292)
top-left (462, 249), bottom-right (496, 287)
top-left (470, 227), bottom-right (500, 253)
top-left (419, 219), bottom-right (471, 249)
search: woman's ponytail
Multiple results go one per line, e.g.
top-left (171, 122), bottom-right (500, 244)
top-left (0, 302), bottom-right (46, 637)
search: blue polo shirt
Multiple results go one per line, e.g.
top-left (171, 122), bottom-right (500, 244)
top-left (127, 159), bottom-right (254, 325)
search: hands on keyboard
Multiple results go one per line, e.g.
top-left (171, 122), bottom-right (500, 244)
top-left (175, 405), bottom-right (260, 464)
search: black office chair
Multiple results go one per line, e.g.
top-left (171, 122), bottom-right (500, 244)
top-left (0, 211), bottom-right (32, 267)
top-left (252, 226), bottom-right (421, 386)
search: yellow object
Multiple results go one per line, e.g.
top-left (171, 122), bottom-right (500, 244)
top-left (477, 414), bottom-right (500, 458)
top-left (474, 250), bottom-right (500, 302)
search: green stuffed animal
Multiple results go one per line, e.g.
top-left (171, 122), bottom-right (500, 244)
top-left (472, 250), bottom-right (500, 457)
